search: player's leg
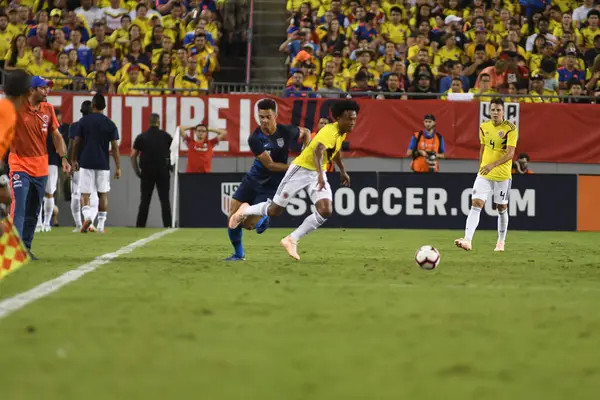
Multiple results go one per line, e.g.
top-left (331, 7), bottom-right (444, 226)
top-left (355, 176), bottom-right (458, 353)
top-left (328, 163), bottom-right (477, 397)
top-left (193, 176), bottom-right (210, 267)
top-left (225, 178), bottom-right (254, 260)
top-left (155, 171), bottom-right (172, 228)
top-left (229, 165), bottom-right (308, 229)
top-left (71, 170), bottom-right (83, 231)
top-left (136, 171), bottom-right (156, 228)
top-left (22, 175), bottom-right (47, 254)
top-left (9, 172), bottom-right (29, 237)
top-left (79, 168), bottom-right (95, 232)
top-left (242, 184), bottom-right (276, 233)
top-left (493, 179), bottom-right (511, 251)
top-left (95, 170), bottom-right (111, 232)
top-left (90, 191), bottom-right (99, 225)
top-left (42, 165), bottom-right (58, 231)
top-left (282, 171), bottom-right (333, 260)
top-left (455, 176), bottom-right (492, 251)
top-left (35, 202), bottom-right (43, 232)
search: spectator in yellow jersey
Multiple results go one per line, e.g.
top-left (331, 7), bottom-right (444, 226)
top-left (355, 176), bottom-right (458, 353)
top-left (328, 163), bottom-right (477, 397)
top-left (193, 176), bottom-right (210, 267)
top-left (87, 22), bottom-right (114, 56)
top-left (92, 71), bottom-right (113, 93)
top-left (188, 33), bottom-right (217, 76)
top-left (162, 3), bottom-right (186, 43)
top-left (173, 55), bottom-right (209, 96)
top-left (132, 4), bottom-right (151, 35)
top-left (525, 73), bottom-right (560, 102)
top-left (87, 56), bottom-right (117, 89)
top-left (118, 64), bottom-right (147, 94)
top-left (145, 70), bottom-right (170, 95)
top-left (582, 10), bottom-right (600, 49)
top-left (51, 52), bottom-right (74, 90)
top-left (145, 26), bottom-right (164, 61)
top-left (110, 14), bottom-right (132, 50)
top-left (0, 15), bottom-right (14, 63)
top-left (4, 34), bottom-right (33, 71)
top-left (27, 45), bottom-right (54, 77)
top-left (469, 73), bottom-right (499, 101)
top-left (381, 6), bottom-right (410, 51)
top-left (441, 77), bottom-right (465, 99)
top-left (6, 9), bottom-right (25, 37)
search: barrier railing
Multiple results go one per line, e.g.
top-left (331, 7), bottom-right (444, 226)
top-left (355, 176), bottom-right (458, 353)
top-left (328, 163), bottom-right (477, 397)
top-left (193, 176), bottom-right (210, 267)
top-left (1, 68), bottom-right (597, 101)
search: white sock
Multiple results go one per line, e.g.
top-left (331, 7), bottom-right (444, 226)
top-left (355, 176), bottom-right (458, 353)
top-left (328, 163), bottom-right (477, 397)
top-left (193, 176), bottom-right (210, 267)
top-left (243, 200), bottom-right (270, 217)
top-left (71, 195), bottom-right (82, 227)
top-left (90, 195), bottom-right (99, 223)
top-left (97, 211), bottom-right (107, 231)
top-left (43, 197), bottom-right (54, 226)
top-left (82, 205), bottom-right (92, 222)
top-left (465, 207), bottom-right (482, 241)
top-left (36, 204), bottom-right (43, 227)
top-left (290, 211), bottom-right (327, 241)
top-left (498, 209), bottom-right (509, 242)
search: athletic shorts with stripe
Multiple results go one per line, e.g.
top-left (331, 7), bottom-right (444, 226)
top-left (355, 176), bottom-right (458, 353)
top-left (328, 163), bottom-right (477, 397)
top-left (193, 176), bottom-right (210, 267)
top-left (272, 165), bottom-right (332, 207)
top-left (471, 175), bottom-right (511, 205)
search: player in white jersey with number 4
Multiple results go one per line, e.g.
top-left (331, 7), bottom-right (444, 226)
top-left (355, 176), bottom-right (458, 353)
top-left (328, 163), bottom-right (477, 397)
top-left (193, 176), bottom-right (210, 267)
top-left (455, 97), bottom-right (519, 252)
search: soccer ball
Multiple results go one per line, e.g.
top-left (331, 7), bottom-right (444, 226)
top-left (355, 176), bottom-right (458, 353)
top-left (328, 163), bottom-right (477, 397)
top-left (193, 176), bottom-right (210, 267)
top-left (415, 245), bottom-right (441, 270)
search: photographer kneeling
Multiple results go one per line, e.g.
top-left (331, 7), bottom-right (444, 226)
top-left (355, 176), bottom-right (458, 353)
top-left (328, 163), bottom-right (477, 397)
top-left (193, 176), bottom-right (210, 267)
top-left (407, 114), bottom-right (446, 173)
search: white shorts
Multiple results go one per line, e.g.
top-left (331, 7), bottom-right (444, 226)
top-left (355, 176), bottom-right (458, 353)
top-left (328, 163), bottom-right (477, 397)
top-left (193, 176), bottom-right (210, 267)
top-left (46, 165), bottom-right (58, 195)
top-left (273, 165), bottom-right (332, 207)
top-left (79, 168), bottom-right (111, 194)
top-left (471, 175), bottom-right (511, 205)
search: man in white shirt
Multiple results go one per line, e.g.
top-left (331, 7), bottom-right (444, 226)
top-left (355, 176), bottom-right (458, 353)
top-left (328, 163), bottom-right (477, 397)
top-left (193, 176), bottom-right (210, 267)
top-left (76, 0), bottom-right (105, 27)
top-left (102, 0), bottom-right (129, 31)
top-left (573, 0), bottom-right (595, 28)
top-left (525, 17), bottom-right (557, 52)
top-left (129, 0), bottom-right (162, 20)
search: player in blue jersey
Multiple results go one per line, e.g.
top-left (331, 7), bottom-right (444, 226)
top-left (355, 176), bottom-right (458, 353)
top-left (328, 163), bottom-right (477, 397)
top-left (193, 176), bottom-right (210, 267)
top-left (225, 98), bottom-right (311, 261)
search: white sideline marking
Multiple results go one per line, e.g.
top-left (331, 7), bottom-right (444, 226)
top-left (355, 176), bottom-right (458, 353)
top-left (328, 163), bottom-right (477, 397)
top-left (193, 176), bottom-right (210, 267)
top-left (0, 229), bottom-right (177, 320)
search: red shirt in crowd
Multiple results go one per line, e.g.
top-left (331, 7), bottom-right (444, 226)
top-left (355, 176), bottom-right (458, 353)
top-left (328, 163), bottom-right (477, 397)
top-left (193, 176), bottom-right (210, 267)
top-left (184, 133), bottom-right (220, 173)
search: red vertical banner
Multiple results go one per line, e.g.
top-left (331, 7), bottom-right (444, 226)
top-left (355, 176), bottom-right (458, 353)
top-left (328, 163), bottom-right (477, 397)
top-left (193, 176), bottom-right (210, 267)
top-left (43, 93), bottom-right (600, 164)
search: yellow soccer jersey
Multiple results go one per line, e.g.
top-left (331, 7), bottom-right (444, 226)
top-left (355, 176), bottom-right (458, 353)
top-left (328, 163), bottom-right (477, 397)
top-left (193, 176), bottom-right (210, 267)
top-left (479, 120), bottom-right (518, 182)
top-left (293, 122), bottom-right (347, 171)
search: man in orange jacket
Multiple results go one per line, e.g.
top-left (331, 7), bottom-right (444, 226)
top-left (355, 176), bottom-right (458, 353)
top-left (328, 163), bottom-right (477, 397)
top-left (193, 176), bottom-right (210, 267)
top-left (406, 113), bottom-right (446, 173)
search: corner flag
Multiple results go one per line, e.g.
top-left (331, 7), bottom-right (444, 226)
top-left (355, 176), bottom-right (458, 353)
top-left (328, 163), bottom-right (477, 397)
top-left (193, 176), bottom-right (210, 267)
top-left (0, 216), bottom-right (31, 281)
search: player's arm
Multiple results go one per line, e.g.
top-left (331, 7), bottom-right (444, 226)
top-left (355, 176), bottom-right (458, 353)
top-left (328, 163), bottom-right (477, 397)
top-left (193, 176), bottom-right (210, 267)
top-left (111, 123), bottom-right (121, 179)
top-left (131, 149), bottom-right (141, 178)
top-left (208, 128), bottom-right (227, 141)
top-left (51, 127), bottom-right (71, 173)
top-left (333, 150), bottom-right (350, 187)
top-left (111, 140), bottom-right (121, 178)
top-left (131, 135), bottom-right (142, 178)
top-left (256, 152), bottom-right (289, 172)
top-left (297, 127), bottom-right (311, 148)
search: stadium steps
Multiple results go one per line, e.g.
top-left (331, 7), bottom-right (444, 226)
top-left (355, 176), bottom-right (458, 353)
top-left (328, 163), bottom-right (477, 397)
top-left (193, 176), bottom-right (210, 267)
top-left (250, 0), bottom-right (289, 84)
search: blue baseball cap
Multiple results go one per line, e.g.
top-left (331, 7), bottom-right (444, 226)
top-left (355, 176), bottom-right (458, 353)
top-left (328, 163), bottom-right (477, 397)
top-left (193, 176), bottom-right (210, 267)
top-left (31, 76), bottom-right (53, 88)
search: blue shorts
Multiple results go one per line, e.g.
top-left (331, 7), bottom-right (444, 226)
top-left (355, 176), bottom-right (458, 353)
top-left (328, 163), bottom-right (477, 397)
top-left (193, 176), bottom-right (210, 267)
top-left (232, 176), bottom-right (278, 205)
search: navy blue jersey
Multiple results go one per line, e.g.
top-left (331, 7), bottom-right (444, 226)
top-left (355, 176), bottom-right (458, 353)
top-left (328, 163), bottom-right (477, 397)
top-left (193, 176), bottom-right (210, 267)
top-left (74, 113), bottom-right (119, 170)
top-left (246, 124), bottom-right (299, 185)
top-left (47, 123), bottom-right (69, 166)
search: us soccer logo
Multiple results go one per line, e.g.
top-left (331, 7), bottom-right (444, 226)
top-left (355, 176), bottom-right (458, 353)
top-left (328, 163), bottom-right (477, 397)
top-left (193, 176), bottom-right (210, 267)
top-left (221, 182), bottom-right (241, 216)
top-left (277, 138), bottom-right (284, 148)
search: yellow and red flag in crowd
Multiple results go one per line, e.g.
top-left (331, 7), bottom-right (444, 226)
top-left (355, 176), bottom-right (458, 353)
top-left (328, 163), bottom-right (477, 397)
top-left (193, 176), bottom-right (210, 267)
top-left (0, 216), bottom-right (30, 281)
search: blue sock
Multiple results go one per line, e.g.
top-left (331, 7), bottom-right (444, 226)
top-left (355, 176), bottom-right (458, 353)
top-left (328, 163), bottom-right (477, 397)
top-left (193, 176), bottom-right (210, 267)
top-left (228, 227), bottom-right (244, 257)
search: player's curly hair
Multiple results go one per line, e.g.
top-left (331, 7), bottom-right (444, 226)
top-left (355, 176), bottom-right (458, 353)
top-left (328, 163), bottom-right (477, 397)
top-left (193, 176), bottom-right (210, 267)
top-left (331, 100), bottom-right (360, 119)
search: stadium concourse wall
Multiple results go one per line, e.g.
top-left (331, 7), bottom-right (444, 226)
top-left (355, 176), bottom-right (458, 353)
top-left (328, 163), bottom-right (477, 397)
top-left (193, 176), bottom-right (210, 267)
top-left (19, 93), bottom-right (598, 230)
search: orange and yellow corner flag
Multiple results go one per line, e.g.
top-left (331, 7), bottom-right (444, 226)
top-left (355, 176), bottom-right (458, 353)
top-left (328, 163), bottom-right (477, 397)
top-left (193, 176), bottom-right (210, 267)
top-left (0, 216), bottom-right (30, 281)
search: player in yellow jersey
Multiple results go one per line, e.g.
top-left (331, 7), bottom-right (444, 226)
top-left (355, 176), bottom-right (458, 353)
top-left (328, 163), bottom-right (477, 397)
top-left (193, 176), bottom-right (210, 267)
top-left (455, 97), bottom-right (518, 252)
top-left (229, 100), bottom-right (359, 260)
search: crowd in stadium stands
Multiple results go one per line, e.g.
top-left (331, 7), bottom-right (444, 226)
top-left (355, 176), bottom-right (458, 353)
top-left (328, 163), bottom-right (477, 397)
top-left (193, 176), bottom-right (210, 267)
top-left (281, 0), bottom-right (600, 102)
top-left (0, 0), bottom-right (242, 95)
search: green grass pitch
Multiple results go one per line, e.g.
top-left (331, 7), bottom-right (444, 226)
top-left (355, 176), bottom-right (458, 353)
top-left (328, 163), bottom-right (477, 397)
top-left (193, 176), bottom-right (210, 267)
top-left (1, 227), bottom-right (600, 400)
